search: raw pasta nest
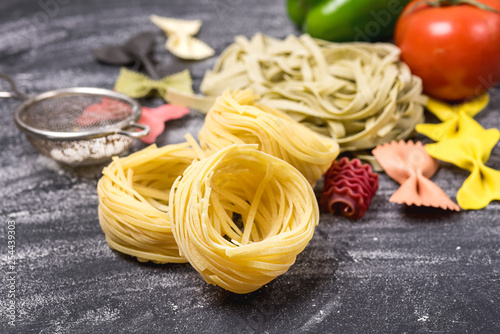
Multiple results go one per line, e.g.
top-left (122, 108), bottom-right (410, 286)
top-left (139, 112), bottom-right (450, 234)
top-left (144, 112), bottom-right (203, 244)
top-left (199, 89), bottom-right (339, 185)
top-left (97, 142), bottom-right (199, 263)
top-left (167, 33), bottom-right (427, 151)
top-left (169, 144), bottom-right (319, 294)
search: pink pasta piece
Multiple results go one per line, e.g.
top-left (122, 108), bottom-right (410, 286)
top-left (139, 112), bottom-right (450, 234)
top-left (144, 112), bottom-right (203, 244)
top-left (77, 98), bottom-right (189, 144)
top-left (77, 97), bottom-right (131, 126)
top-left (138, 104), bottom-right (190, 144)
top-left (372, 140), bottom-right (459, 211)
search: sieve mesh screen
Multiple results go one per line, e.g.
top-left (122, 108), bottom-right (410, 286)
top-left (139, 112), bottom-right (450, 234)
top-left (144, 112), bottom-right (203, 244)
top-left (20, 95), bottom-right (134, 133)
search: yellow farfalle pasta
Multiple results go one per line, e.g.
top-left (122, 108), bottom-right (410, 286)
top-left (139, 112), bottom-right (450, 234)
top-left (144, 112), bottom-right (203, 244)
top-left (416, 94), bottom-right (489, 142)
top-left (97, 142), bottom-right (199, 263)
top-left (198, 89), bottom-right (339, 185)
top-left (169, 144), bottom-right (319, 294)
top-left (417, 94), bottom-right (500, 210)
top-left (426, 131), bottom-right (500, 210)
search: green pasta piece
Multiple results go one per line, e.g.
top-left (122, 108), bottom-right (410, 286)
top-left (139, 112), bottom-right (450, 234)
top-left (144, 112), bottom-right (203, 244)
top-left (166, 33), bottom-right (427, 151)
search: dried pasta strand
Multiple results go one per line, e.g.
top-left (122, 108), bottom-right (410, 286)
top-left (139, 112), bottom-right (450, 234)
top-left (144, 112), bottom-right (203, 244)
top-left (166, 33), bottom-right (426, 151)
top-left (97, 142), bottom-right (200, 263)
top-left (170, 144), bottom-right (319, 294)
top-left (198, 89), bottom-right (339, 185)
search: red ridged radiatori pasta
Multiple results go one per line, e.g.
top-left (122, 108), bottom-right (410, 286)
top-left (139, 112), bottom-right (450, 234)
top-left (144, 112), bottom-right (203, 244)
top-left (169, 144), bottom-right (319, 294)
top-left (97, 142), bottom-right (199, 263)
top-left (320, 157), bottom-right (379, 219)
top-left (198, 89), bottom-right (339, 185)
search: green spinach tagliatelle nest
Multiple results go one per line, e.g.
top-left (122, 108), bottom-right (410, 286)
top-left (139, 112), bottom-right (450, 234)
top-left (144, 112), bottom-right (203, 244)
top-left (167, 33), bottom-right (427, 152)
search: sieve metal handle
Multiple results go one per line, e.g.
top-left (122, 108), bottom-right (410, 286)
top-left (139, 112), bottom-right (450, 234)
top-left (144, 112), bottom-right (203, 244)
top-left (0, 72), bottom-right (30, 101)
top-left (117, 122), bottom-right (150, 138)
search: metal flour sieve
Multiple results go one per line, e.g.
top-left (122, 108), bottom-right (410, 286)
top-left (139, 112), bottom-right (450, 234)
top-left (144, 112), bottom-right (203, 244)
top-left (0, 73), bottom-right (150, 166)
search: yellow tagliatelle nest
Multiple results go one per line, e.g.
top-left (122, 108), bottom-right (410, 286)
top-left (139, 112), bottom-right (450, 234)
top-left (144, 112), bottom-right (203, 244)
top-left (169, 144), bottom-right (319, 294)
top-left (199, 89), bottom-right (339, 185)
top-left (97, 90), bottom-right (336, 292)
top-left (97, 142), bottom-right (199, 263)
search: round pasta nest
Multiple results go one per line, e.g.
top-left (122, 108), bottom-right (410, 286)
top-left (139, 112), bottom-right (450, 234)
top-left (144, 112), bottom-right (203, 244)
top-left (170, 144), bottom-right (319, 294)
top-left (167, 33), bottom-right (427, 151)
top-left (97, 142), bottom-right (199, 263)
top-left (198, 89), bottom-right (339, 185)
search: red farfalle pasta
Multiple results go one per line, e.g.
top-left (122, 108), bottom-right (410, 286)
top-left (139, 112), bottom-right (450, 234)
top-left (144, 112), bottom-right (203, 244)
top-left (320, 157), bottom-right (379, 219)
top-left (372, 140), bottom-right (460, 211)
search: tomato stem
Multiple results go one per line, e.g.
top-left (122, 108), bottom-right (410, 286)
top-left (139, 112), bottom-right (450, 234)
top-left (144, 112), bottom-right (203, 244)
top-left (407, 0), bottom-right (500, 14)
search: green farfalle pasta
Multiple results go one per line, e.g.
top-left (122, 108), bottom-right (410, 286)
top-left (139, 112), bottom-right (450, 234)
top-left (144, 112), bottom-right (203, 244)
top-left (115, 67), bottom-right (193, 100)
top-left (166, 33), bottom-right (427, 151)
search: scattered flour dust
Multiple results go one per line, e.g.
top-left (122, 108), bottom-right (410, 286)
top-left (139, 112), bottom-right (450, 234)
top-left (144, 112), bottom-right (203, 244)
top-left (77, 306), bottom-right (120, 325)
top-left (301, 300), bottom-right (340, 331)
top-left (417, 315), bottom-right (429, 322)
top-left (36, 155), bottom-right (64, 174)
top-left (414, 304), bottom-right (431, 324)
top-left (7, 210), bottom-right (30, 218)
top-left (38, 306), bottom-right (120, 334)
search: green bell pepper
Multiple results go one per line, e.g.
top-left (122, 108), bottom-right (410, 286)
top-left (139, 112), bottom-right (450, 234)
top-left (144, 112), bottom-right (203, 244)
top-left (287, 0), bottom-right (411, 42)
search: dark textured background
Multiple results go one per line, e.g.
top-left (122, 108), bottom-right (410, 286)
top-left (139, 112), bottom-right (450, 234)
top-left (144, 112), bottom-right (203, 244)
top-left (0, 0), bottom-right (499, 333)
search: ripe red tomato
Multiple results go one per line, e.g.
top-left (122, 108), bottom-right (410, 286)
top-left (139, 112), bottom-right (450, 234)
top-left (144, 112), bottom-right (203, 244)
top-left (395, 0), bottom-right (500, 101)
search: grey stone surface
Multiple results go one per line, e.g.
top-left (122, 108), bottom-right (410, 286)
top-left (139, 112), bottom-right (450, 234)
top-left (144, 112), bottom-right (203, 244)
top-left (0, 0), bottom-right (499, 333)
